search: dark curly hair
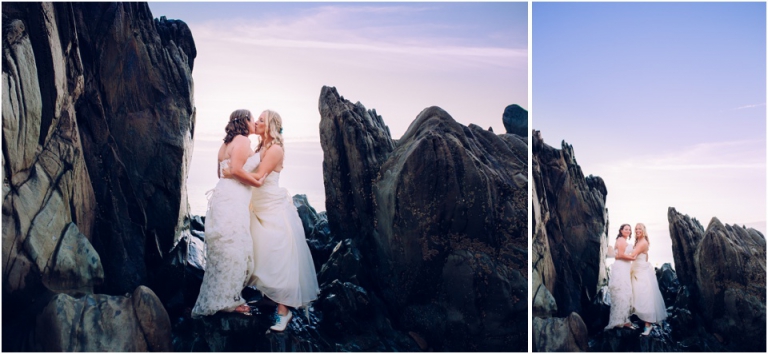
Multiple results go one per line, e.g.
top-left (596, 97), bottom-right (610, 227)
top-left (616, 223), bottom-right (631, 240)
top-left (223, 109), bottom-right (252, 144)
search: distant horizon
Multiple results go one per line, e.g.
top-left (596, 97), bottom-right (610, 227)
top-left (534, 2), bottom-right (766, 269)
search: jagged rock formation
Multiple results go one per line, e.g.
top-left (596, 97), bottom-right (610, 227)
top-left (669, 208), bottom-right (766, 352)
top-left (2, 2), bottom-right (195, 351)
top-left (532, 312), bottom-right (589, 351)
top-left (503, 104), bottom-right (528, 136)
top-left (318, 86), bottom-right (528, 351)
top-left (532, 130), bottom-right (608, 333)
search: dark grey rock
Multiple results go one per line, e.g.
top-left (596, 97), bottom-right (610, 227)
top-left (502, 104), bottom-right (527, 136)
top-left (533, 312), bottom-right (589, 352)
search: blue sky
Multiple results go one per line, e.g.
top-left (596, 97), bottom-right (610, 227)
top-left (147, 2), bottom-right (528, 214)
top-left (534, 2), bottom-right (766, 267)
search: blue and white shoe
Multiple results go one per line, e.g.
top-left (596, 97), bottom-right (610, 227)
top-left (269, 311), bottom-right (293, 332)
top-left (641, 325), bottom-right (652, 336)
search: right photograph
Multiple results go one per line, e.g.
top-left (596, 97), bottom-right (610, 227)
top-left (531, 2), bottom-right (766, 352)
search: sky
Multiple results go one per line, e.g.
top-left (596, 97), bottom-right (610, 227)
top-left (147, 2), bottom-right (528, 214)
top-left (534, 2), bottom-right (766, 268)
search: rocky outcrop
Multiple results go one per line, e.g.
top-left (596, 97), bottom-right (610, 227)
top-left (293, 194), bottom-right (336, 270)
top-left (2, 2), bottom-right (194, 351)
top-left (34, 286), bottom-right (171, 351)
top-left (667, 208), bottom-right (704, 288)
top-left (502, 104), bottom-right (527, 136)
top-left (532, 312), bottom-right (589, 352)
top-left (669, 208), bottom-right (766, 352)
top-left (695, 218), bottom-right (765, 351)
top-left (319, 86), bottom-right (528, 351)
top-left (532, 130), bottom-right (609, 321)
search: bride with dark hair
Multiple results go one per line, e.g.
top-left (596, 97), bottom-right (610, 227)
top-left (605, 224), bottom-right (637, 330)
top-left (223, 109), bottom-right (319, 331)
top-left (191, 109), bottom-right (266, 318)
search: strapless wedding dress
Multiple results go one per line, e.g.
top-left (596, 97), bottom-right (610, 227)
top-left (191, 153), bottom-right (260, 317)
top-left (605, 242), bottom-right (634, 330)
top-left (631, 253), bottom-right (668, 323)
top-left (246, 170), bottom-right (319, 308)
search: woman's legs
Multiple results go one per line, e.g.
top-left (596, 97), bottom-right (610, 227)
top-left (277, 303), bottom-right (289, 316)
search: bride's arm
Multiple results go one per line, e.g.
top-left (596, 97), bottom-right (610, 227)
top-left (626, 240), bottom-right (646, 259)
top-left (615, 238), bottom-right (633, 260)
top-left (249, 145), bottom-right (284, 181)
top-left (228, 137), bottom-right (266, 187)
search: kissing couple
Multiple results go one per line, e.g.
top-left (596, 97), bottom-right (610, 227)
top-left (606, 223), bottom-right (668, 336)
top-left (191, 109), bottom-right (320, 332)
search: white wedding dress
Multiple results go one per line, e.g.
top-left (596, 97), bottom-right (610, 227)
top-left (605, 242), bottom-right (634, 330)
top-left (246, 169), bottom-right (319, 308)
top-left (631, 252), bottom-right (668, 323)
top-left (191, 153), bottom-right (261, 318)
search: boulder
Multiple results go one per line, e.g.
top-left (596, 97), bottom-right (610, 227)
top-left (532, 312), bottom-right (589, 352)
top-left (694, 218), bottom-right (765, 352)
top-left (319, 87), bottom-right (528, 351)
top-left (34, 286), bottom-right (171, 351)
top-left (655, 263), bottom-right (680, 308)
top-left (532, 130), bottom-right (609, 319)
top-left (502, 104), bottom-right (527, 136)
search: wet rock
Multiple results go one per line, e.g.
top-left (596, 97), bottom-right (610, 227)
top-left (655, 263), bottom-right (680, 308)
top-left (584, 285), bottom-right (611, 335)
top-left (152, 228), bottom-right (205, 318)
top-left (502, 104), bottom-right (528, 136)
top-left (317, 239), bottom-right (365, 287)
top-left (34, 286), bottom-right (171, 351)
top-left (533, 312), bottom-right (589, 352)
top-left (588, 321), bottom-right (680, 352)
top-left (316, 280), bottom-right (374, 337)
top-left (293, 194), bottom-right (335, 269)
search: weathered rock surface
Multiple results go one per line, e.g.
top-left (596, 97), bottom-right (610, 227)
top-left (502, 104), bottom-right (528, 136)
top-left (2, 2), bottom-right (193, 351)
top-left (533, 312), bottom-right (589, 352)
top-left (34, 286), bottom-right (171, 351)
top-left (695, 218), bottom-right (765, 352)
top-left (667, 208), bottom-right (704, 288)
top-left (293, 194), bottom-right (336, 270)
top-left (319, 86), bottom-right (528, 351)
top-left (532, 129), bottom-right (609, 321)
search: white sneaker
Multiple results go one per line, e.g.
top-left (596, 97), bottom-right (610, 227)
top-left (269, 311), bottom-right (293, 332)
top-left (641, 326), bottom-right (652, 336)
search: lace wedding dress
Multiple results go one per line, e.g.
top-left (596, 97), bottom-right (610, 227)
top-left (631, 252), bottom-right (668, 323)
top-left (605, 242), bottom-right (634, 330)
top-left (191, 153), bottom-right (261, 318)
top-left (246, 170), bottom-right (319, 308)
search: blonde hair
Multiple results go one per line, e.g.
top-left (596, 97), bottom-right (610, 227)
top-left (635, 223), bottom-right (649, 247)
top-left (256, 109), bottom-right (284, 152)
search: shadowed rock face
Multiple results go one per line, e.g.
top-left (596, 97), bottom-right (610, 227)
top-left (3, 2), bottom-right (194, 351)
top-left (533, 312), bottom-right (589, 352)
top-left (695, 218), bottom-right (766, 352)
top-left (532, 130), bottom-right (609, 321)
top-left (319, 86), bottom-right (528, 351)
top-left (667, 207), bottom-right (705, 288)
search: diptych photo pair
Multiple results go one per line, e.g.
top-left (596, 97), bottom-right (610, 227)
top-left (1, 1), bottom-right (765, 352)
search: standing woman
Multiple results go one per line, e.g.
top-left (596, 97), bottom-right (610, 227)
top-left (224, 109), bottom-right (319, 331)
top-left (605, 224), bottom-right (637, 330)
top-left (629, 223), bottom-right (668, 335)
top-left (192, 109), bottom-right (266, 317)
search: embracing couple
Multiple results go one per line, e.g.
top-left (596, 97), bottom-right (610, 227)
top-left (605, 223), bottom-right (667, 336)
top-left (191, 109), bottom-right (319, 332)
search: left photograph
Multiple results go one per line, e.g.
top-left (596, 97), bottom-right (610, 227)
top-left (1, 2), bottom-right (529, 351)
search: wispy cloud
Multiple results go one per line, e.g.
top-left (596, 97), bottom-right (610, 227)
top-left (603, 140), bottom-right (765, 171)
top-left (734, 103), bottom-right (766, 110)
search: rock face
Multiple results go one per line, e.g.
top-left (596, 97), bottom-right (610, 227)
top-left (532, 130), bottom-right (609, 321)
top-left (532, 312), bottom-right (589, 352)
top-left (319, 86), bottom-right (528, 351)
top-left (669, 208), bottom-right (766, 352)
top-left (2, 2), bottom-right (194, 351)
top-left (502, 104), bottom-right (527, 136)
top-left (34, 286), bottom-right (171, 351)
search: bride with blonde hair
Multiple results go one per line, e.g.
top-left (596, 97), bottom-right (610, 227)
top-left (627, 223), bottom-right (668, 335)
top-left (223, 109), bottom-right (319, 331)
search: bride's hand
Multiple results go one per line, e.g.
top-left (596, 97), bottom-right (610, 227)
top-left (221, 167), bottom-right (233, 179)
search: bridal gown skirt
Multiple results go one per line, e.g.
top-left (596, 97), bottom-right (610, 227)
top-left (631, 254), bottom-right (668, 323)
top-left (605, 244), bottom-right (634, 330)
top-left (191, 154), bottom-right (260, 317)
top-left (247, 172), bottom-right (319, 308)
